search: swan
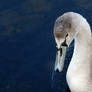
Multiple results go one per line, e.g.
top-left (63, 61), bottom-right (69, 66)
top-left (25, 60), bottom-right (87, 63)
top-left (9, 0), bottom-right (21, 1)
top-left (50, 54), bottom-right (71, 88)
top-left (53, 12), bottom-right (92, 92)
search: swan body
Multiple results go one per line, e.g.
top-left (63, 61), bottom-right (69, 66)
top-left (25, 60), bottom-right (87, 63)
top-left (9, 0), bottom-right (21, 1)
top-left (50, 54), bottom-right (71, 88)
top-left (54, 12), bottom-right (92, 92)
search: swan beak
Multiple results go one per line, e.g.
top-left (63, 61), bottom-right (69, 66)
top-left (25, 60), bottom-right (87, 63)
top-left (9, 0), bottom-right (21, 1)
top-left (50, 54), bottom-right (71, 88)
top-left (55, 46), bottom-right (67, 72)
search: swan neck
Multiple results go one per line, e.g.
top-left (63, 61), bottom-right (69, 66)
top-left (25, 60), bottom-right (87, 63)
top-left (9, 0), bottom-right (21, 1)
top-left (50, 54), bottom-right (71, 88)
top-left (72, 24), bottom-right (92, 65)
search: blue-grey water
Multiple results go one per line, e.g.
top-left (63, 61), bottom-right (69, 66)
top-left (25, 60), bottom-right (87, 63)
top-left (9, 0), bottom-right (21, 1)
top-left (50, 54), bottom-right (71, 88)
top-left (0, 0), bottom-right (92, 92)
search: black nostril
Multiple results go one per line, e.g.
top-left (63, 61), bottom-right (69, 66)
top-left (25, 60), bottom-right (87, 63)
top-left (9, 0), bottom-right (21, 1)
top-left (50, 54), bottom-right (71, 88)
top-left (56, 69), bottom-right (59, 72)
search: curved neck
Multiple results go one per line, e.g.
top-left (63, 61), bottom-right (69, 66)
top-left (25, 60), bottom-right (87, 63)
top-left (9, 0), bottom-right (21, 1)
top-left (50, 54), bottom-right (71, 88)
top-left (74, 24), bottom-right (91, 59)
top-left (70, 24), bottom-right (92, 73)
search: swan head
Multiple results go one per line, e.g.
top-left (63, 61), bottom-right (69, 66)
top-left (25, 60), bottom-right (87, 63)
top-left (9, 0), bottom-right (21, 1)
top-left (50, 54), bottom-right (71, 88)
top-left (54, 12), bottom-right (78, 72)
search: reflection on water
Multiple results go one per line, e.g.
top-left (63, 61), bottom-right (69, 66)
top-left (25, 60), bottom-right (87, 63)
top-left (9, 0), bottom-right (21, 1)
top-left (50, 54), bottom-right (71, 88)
top-left (0, 0), bottom-right (92, 92)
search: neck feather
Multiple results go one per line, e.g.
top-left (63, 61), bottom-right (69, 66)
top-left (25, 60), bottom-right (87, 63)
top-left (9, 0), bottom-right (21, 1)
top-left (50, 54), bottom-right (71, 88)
top-left (69, 23), bottom-right (92, 74)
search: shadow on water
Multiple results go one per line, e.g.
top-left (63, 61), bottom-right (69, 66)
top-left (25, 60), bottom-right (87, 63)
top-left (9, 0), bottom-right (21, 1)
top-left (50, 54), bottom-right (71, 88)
top-left (0, 0), bottom-right (92, 92)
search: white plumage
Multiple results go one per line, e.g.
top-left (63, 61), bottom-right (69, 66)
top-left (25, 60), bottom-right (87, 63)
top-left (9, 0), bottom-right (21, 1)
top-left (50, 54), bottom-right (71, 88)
top-left (54, 12), bottom-right (92, 92)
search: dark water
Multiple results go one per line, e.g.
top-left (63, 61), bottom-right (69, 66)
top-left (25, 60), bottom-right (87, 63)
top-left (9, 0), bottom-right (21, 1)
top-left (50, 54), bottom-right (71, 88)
top-left (0, 0), bottom-right (92, 92)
